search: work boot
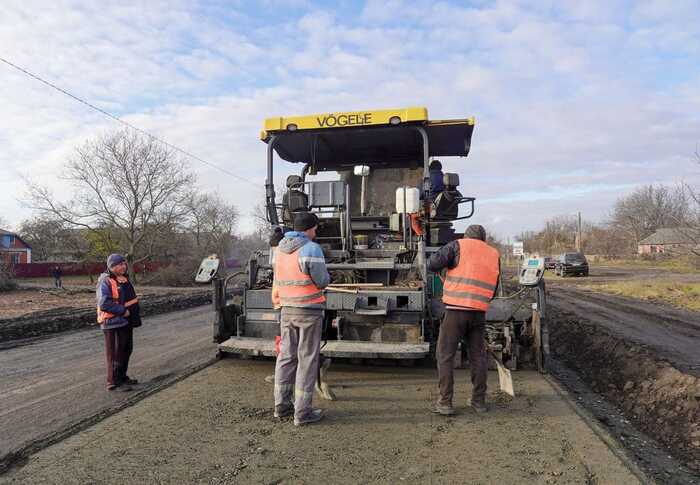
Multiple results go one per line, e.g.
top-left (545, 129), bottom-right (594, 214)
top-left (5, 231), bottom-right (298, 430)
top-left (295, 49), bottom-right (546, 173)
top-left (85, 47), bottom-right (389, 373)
top-left (469, 397), bottom-right (488, 413)
top-left (108, 384), bottom-right (133, 392)
top-left (123, 376), bottom-right (139, 385)
top-left (274, 404), bottom-right (294, 419)
top-left (294, 409), bottom-right (324, 426)
top-left (431, 403), bottom-right (456, 416)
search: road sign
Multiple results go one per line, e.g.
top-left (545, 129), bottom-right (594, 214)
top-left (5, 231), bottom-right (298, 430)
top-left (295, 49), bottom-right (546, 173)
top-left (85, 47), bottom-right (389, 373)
top-left (513, 242), bottom-right (524, 256)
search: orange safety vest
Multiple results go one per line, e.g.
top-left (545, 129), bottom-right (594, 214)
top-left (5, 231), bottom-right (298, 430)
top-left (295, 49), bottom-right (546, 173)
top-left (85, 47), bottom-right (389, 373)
top-left (273, 248), bottom-right (326, 307)
top-left (442, 238), bottom-right (500, 312)
top-left (97, 276), bottom-right (139, 323)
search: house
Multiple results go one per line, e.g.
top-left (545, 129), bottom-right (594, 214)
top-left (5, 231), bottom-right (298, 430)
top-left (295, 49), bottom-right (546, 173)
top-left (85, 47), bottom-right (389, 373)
top-left (0, 228), bottom-right (32, 264)
top-left (638, 227), bottom-right (699, 254)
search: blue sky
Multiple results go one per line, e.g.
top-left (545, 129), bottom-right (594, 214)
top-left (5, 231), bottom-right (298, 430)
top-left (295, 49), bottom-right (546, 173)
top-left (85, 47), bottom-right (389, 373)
top-left (1, 0), bottom-right (699, 239)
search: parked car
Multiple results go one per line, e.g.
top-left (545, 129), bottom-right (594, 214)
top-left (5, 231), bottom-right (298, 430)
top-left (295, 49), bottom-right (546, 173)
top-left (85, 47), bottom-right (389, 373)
top-left (544, 257), bottom-right (556, 270)
top-left (555, 252), bottom-right (589, 277)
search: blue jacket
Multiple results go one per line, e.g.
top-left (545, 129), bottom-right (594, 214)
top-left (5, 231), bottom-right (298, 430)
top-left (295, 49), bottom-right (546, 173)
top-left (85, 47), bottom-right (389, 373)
top-left (429, 169), bottom-right (445, 199)
top-left (96, 272), bottom-right (134, 330)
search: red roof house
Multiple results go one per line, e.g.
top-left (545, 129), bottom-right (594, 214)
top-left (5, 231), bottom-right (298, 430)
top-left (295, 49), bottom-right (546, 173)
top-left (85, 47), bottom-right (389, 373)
top-left (0, 228), bottom-right (32, 265)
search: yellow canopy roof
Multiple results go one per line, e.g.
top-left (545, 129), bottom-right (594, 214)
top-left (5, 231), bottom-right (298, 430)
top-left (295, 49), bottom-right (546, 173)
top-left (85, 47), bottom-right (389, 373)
top-left (260, 107), bottom-right (476, 169)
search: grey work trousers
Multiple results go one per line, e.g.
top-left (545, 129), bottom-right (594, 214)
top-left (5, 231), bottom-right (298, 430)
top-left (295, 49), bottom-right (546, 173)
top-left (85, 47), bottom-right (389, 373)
top-left (274, 309), bottom-right (322, 420)
top-left (436, 309), bottom-right (488, 406)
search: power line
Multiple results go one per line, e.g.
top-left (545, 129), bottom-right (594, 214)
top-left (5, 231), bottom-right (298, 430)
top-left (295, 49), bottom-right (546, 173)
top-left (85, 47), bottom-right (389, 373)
top-left (0, 56), bottom-right (261, 188)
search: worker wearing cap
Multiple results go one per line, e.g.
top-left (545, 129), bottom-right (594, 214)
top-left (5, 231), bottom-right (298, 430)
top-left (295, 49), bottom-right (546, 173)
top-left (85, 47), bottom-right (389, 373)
top-left (272, 212), bottom-right (330, 426)
top-left (96, 254), bottom-right (141, 392)
top-left (428, 159), bottom-right (445, 200)
top-left (428, 225), bottom-right (500, 415)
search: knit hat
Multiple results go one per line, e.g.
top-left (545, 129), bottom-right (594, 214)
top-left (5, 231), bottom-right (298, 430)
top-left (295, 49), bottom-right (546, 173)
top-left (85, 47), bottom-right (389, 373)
top-left (429, 160), bottom-right (442, 171)
top-left (463, 225), bottom-right (486, 242)
top-left (107, 253), bottom-right (126, 268)
top-left (293, 212), bottom-right (319, 232)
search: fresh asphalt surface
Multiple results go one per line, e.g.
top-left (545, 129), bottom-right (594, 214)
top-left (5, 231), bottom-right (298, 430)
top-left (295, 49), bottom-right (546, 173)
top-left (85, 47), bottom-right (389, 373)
top-left (0, 305), bottom-right (214, 466)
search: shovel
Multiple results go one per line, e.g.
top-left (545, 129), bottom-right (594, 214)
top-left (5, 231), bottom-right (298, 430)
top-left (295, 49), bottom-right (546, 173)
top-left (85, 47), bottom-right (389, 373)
top-left (489, 350), bottom-right (515, 397)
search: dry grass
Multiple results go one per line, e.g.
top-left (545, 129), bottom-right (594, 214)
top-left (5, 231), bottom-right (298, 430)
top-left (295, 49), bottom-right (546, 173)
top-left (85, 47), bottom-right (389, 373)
top-left (591, 256), bottom-right (699, 273)
top-left (582, 280), bottom-right (700, 312)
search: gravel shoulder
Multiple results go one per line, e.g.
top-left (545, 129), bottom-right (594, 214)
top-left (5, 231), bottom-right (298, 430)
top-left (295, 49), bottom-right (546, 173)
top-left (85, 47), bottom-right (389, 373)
top-left (2, 359), bottom-right (640, 484)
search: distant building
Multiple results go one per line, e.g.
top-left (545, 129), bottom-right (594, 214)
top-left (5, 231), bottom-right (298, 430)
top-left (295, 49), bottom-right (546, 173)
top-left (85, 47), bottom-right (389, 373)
top-left (638, 227), bottom-right (699, 254)
top-left (0, 228), bottom-right (32, 264)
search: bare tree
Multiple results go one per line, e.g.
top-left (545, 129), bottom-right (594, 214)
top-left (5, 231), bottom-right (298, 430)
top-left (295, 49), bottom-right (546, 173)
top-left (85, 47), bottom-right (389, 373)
top-left (25, 129), bottom-right (195, 266)
top-left (585, 225), bottom-right (628, 258)
top-left (251, 201), bottom-right (271, 240)
top-left (518, 215), bottom-right (586, 255)
top-left (18, 216), bottom-right (88, 262)
top-left (609, 184), bottom-right (689, 250)
top-left (185, 192), bottom-right (238, 258)
top-left (670, 146), bottom-right (700, 256)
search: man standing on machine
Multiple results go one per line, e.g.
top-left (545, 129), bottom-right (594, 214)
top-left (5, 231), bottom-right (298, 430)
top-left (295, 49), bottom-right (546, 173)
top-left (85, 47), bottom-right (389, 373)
top-left (428, 224), bottom-right (500, 415)
top-left (272, 212), bottom-right (330, 426)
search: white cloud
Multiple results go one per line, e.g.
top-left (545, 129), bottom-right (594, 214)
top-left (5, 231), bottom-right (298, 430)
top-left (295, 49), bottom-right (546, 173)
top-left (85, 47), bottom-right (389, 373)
top-left (1, 0), bottom-right (699, 241)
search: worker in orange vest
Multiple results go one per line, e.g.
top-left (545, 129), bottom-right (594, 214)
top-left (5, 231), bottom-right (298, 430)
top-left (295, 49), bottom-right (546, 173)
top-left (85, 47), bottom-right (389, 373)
top-left (96, 254), bottom-right (140, 392)
top-left (271, 212), bottom-right (330, 426)
top-left (428, 225), bottom-right (500, 415)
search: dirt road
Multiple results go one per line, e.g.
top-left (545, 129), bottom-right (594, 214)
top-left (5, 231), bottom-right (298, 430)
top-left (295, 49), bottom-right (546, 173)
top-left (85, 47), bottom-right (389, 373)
top-left (547, 281), bottom-right (700, 476)
top-left (0, 305), bottom-right (214, 470)
top-left (2, 359), bottom-right (642, 484)
top-left (548, 285), bottom-right (700, 376)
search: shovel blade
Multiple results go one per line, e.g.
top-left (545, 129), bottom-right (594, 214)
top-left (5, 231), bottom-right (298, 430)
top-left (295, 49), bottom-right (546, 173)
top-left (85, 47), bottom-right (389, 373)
top-left (491, 352), bottom-right (515, 397)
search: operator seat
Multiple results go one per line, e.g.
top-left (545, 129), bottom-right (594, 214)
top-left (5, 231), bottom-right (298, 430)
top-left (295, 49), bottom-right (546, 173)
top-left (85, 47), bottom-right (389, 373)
top-left (432, 173), bottom-right (462, 220)
top-left (282, 175), bottom-right (309, 225)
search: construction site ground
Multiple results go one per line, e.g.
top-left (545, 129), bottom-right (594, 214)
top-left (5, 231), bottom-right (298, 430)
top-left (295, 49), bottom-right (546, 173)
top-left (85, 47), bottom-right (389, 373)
top-left (3, 359), bottom-right (642, 484)
top-left (0, 266), bottom-right (698, 484)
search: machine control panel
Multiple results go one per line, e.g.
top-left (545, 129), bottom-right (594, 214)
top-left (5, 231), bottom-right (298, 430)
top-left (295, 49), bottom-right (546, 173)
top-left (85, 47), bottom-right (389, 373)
top-left (519, 257), bottom-right (545, 287)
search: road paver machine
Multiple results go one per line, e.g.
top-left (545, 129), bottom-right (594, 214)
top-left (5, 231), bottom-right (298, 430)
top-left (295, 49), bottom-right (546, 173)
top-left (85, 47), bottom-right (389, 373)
top-left (206, 107), bottom-right (549, 382)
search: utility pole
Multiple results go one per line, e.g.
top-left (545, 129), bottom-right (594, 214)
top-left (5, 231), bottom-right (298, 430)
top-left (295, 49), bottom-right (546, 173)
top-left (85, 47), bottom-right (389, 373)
top-left (576, 211), bottom-right (582, 252)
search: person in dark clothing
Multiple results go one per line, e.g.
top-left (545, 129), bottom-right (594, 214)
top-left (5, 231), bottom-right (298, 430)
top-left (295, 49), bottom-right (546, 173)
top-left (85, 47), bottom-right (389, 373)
top-left (428, 224), bottom-right (501, 415)
top-left (429, 160), bottom-right (445, 200)
top-left (96, 253), bottom-right (140, 392)
top-left (52, 266), bottom-right (63, 288)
